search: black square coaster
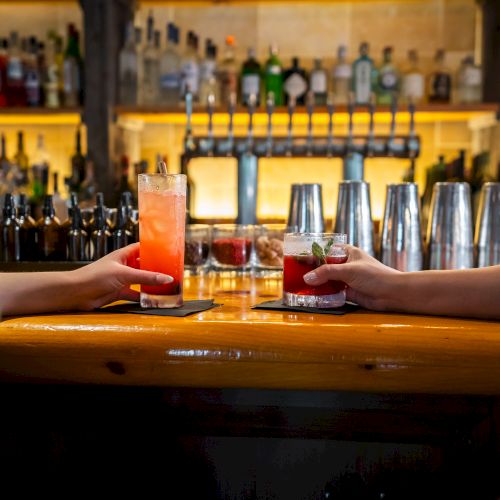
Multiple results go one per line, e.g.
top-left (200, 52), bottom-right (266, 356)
top-left (252, 300), bottom-right (359, 315)
top-left (101, 299), bottom-right (221, 317)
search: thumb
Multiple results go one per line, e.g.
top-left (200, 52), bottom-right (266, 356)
top-left (303, 263), bottom-right (354, 286)
top-left (120, 267), bottom-right (173, 287)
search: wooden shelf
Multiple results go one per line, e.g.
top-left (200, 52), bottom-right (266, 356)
top-left (116, 103), bottom-right (499, 126)
top-left (0, 108), bottom-right (83, 126)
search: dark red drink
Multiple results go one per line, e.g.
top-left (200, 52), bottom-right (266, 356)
top-left (212, 238), bottom-right (252, 267)
top-left (283, 254), bottom-right (348, 296)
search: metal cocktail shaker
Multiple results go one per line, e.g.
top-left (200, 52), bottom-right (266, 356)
top-left (286, 184), bottom-right (325, 233)
top-left (334, 180), bottom-right (375, 256)
top-left (475, 182), bottom-right (500, 267)
top-left (427, 182), bottom-right (473, 270)
top-left (380, 183), bottom-right (423, 271)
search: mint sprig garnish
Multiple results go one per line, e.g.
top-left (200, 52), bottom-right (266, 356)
top-left (311, 238), bottom-right (334, 265)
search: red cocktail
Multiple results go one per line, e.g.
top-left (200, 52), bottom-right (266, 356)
top-left (283, 233), bottom-right (347, 308)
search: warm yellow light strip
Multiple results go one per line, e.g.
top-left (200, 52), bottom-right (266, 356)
top-left (119, 110), bottom-right (497, 127)
top-left (0, 113), bottom-right (82, 126)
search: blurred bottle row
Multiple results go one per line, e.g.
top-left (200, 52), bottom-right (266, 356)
top-left (119, 11), bottom-right (483, 108)
top-left (0, 191), bottom-right (138, 263)
top-left (0, 24), bottom-right (84, 108)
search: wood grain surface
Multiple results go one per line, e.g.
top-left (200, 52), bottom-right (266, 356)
top-left (0, 274), bottom-right (499, 394)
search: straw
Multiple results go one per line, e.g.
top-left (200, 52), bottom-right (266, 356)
top-left (157, 160), bottom-right (168, 174)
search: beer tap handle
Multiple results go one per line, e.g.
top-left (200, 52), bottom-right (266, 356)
top-left (306, 91), bottom-right (314, 157)
top-left (286, 96), bottom-right (296, 157)
top-left (407, 97), bottom-right (418, 159)
top-left (346, 92), bottom-right (355, 155)
top-left (247, 93), bottom-right (256, 152)
top-left (226, 91), bottom-right (236, 157)
top-left (326, 92), bottom-right (335, 158)
top-left (266, 91), bottom-right (275, 157)
top-left (207, 93), bottom-right (215, 156)
top-left (184, 90), bottom-right (195, 153)
top-left (366, 92), bottom-right (376, 157)
top-left (387, 94), bottom-right (397, 156)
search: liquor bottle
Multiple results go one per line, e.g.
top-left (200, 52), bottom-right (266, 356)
top-left (44, 37), bottom-right (60, 108)
top-left (14, 131), bottom-right (29, 187)
top-left (121, 191), bottom-right (138, 243)
top-left (0, 38), bottom-right (8, 107)
top-left (17, 193), bottom-right (37, 261)
top-left (352, 42), bottom-right (374, 105)
top-left (199, 40), bottom-right (220, 106)
top-left (119, 21), bottom-right (140, 106)
top-left (332, 45), bottom-right (352, 105)
top-left (37, 194), bottom-right (66, 261)
top-left (142, 12), bottom-right (160, 105)
top-left (376, 46), bottom-right (399, 105)
top-left (65, 126), bottom-right (86, 195)
top-left (428, 49), bottom-right (451, 104)
top-left (0, 193), bottom-right (21, 262)
top-left (90, 195), bottom-right (111, 260)
top-left (457, 55), bottom-right (482, 104)
top-left (112, 202), bottom-right (132, 251)
top-left (63, 24), bottom-right (83, 107)
top-left (0, 133), bottom-right (9, 174)
top-left (114, 155), bottom-right (133, 207)
top-left (264, 44), bottom-right (283, 106)
top-left (447, 149), bottom-right (466, 182)
top-left (6, 31), bottom-right (27, 107)
top-left (159, 22), bottom-right (181, 105)
top-left (219, 35), bottom-right (238, 106)
top-left (180, 31), bottom-right (200, 101)
top-left (421, 155), bottom-right (447, 227)
top-left (37, 40), bottom-right (46, 106)
top-left (309, 58), bottom-right (328, 106)
top-left (241, 47), bottom-right (261, 107)
top-left (25, 36), bottom-right (42, 107)
top-left (401, 50), bottom-right (424, 104)
top-left (52, 172), bottom-right (68, 221)
top-left (67, 201), bottom-right (87, 261)
top-left (283, 57), bottom-right (308, 106)
top-left (31, 134), bottom-right (50, 210)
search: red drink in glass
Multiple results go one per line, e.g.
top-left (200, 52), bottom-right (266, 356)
top-left (139, 173), bottom-right (186, 308)
top-left (283, 233), bottom-right (347, 308)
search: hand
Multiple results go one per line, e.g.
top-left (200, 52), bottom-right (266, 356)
top-left (70, 243), bottom-right (173, 311)
top-left (303, 245), bottom-right (401, 311)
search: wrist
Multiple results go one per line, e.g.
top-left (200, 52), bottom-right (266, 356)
top-left (381, 271), bottom-right (408, 312)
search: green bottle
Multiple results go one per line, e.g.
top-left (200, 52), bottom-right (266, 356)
top-left (376, 46), bottom-right (400, 105)
top-left (264, 44), bottom-right (283, 106)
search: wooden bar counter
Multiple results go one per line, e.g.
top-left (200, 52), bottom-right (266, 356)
top-left (0, 274), bottom-right (499, 395)
top-left (1, 274), bottom-right (499, 497)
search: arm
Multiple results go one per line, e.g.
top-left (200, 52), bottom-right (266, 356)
top-left (0, 243), bottom-right (172, 316)
top-left (304, 245), bottom-right (500, 320)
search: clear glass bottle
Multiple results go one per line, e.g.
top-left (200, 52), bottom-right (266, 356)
top-left (44, 37), bottom-right (61, 108)
top-left (119, 21), bottom-right (140, 106)
top-left (241, 47), bottom-right (261, 107)
top-left (31, 133), bottom-right (50, 208)
top-left (25, 36), bottom-right (41, 107)
top-left (376, 46), bottom-right (400, 105)
top-left (352, 42), bottom-right (374, 105)
top-left (264, 44), bottom-right (283, 106)
top-left (180, 31), bottom-right (200, 101)
top-left (52, 172), bottom-right (68, 221)
top-left (159, 22), bottom-right (181, 106)
top-left (63, 24), bottom-right (82, 107)
top-left (309, 58), bottom-right (328, 106)
top-left (457, 55), bottom-right (482, 104)
top-left (331, 45), bottom-right (352, 105)
top-left (142, 12), bottom-right (160, 105)
top-left (14, 131), bottom-right (29, 188)
top-left (199, 40), bottom-right (220, 106)
top-left (428, 49), bottom-right (451, 104)
top-left (6, 31), bottom-right (26, 106)
top-left (218, 35), bottom-right (238, 106)
top-left (401, 49), bottom-right (424, 104)
top-left (284, 56), bottom-right (308, 105)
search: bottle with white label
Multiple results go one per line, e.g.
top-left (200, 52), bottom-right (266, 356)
top-left (25, 37), bottom-right (41, 107)
top-left (199, 40), bottom-right (219, 106)
top-left (283, 57), bottom-right (308, 105)
top-left (457, 55), bottom-right (482, 104)
top-left (241, 47), bottom-right (261, 107)
top-left (180, 31), bottom-right (200, 101)
top-left (142, 12), bottom-right (160, 105)
top-left (332, 45), bottom-right (351, 105)
top-left (310, 58), bottom-right (327, 106)
top-left (376, 46), bottom-right (399, 105)
top-left (352, 42), bottom-right (374, 105)
top-left (159, 23), bottom-right (181, 105)
top-left (401, 49), bottom-right (424, 104)
top-left (6, 31), bottom-right (27, 106)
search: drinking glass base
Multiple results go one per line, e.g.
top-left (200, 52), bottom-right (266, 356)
top-left (140, 292), bottom-right (183, 308)
top-left (283, 290), bottom-right (346, 308)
